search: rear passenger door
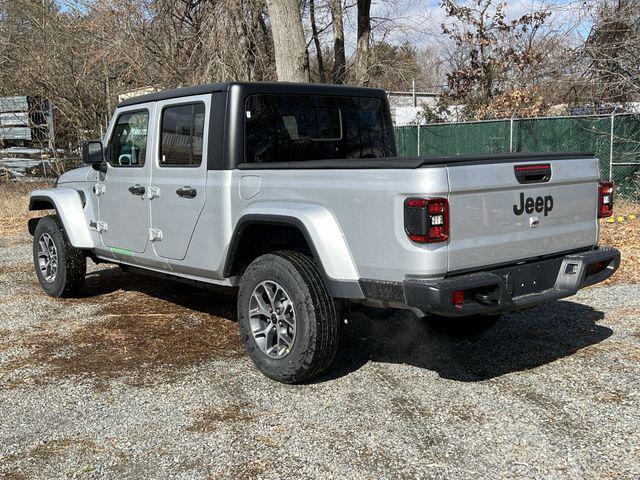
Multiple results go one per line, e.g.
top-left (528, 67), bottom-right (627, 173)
top-left (149, 95), bottom-right (209, 261)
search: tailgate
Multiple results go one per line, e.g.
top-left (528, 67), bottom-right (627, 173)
top-left (446, 157), bottom-right (600, 272)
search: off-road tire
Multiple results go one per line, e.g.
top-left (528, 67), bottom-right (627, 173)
top-left (33, 215), bottom-right (86, 297)
top-left (237, 251), bottom-right (339, 384)
top-left (425, 314), bottom-right (501, 337)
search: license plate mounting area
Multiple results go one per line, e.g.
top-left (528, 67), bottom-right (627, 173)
top-left (494, 257), bottom-right (564, 297)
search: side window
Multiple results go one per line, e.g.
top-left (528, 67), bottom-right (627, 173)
top-left (244, 95), bottom-right (394, 163)
top-left (160, 103), bottom-right (205, 167)
top-left (108, 110), bottom-right (149, 167)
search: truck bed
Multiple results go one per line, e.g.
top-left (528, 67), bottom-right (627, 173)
top-left (237, 152), bottom-right (595, 170)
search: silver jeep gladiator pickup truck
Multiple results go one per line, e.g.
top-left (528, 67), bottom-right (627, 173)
top-left (28, 82), bottom-right (620, 383)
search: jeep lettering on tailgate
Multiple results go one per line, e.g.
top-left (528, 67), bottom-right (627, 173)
top-left (513, 193), bottom-right (554, 216)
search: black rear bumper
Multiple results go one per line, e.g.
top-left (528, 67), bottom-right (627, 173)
top-left (360, 246), bottom-right (620, 317)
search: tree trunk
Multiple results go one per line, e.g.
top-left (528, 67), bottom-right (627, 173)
top-left (329, 0), bottom-right (345, 84)
top-left (355, 0), bottom-right (371, 85)
top-left (266, 0), bottom-right (309, 82)
top-left (309, 0), bottom-right (325, 82)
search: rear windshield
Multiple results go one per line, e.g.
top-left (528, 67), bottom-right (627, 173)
top-left (244, 94), bottom-right (395, 163)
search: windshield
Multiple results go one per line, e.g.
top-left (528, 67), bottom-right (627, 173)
top-left (244, 94), bottom-right (396, 163)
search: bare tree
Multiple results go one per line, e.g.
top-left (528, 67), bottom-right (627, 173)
top-left (355, 0), bottom-right (372, 85)
top-left (2, 0), bottom-right (599, 148)
top-left (202, 0), bottom-right (275, 82)
top-left (583, 0), bottom-right (640, 103)
top-left (309, 0), bottom-right (326, 82)
top-left (0, 0), bottom-right (279, 148)
top-left (366, 41), bottom-right (425, 91)
top-left (440, 0), bottom-right (551, 118)
top-left (329, 0), bottom-right (346, 83)
top-left (266, 0), bottom-right (309, 82)
top-left (417, 46), bottom-right (447, 90)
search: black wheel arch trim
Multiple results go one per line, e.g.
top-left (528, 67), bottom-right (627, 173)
top-left (28, 217), bottom-right (40, 236)
top-left (29, 195), bottom-right (56, 211)
top-left (224, 214), bottom-right (364, 299)
top-left (28, 191), bottom-right (86, 237)
top-left (29, 190), bottom-right (86, 211)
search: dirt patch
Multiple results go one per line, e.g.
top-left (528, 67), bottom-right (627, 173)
top-left (449, 404), bottom-right (486, 424)
top-left (1, 437), bottom-right (103, 479)
top-left (596, 389), bottom-right (633, 404)
top-left (3, 312), bottom-right (242, 388)
top-left (0, 262), bottom-right (32, 275)
top-left (1, 268), bottom-right (243, 388)
top-left (389, 396), bottom-right (424, 422)
top-left (187, 403), bottom-right (255, 433)
top-left (0, 236), bottom-right (31, 250)
top-left (3, 437), bottom-right (101, 464)
top-left (227, 461), bottom-right (269, 479)
top-left (0, 472), bottom-right (26, 480)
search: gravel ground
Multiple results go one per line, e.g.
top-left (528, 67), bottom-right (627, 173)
top-left (1, 232), bottom-right (639, 479)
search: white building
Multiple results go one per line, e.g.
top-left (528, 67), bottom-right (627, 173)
top-left (387, 90), bottom-right (439, 126)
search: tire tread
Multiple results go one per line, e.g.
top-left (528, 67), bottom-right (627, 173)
top-left (33, 215), bottom-right (86, 297)
top-left (277, 251), bottom-right (339, 379)
top-left (237, 250), bottom-right (339, 383)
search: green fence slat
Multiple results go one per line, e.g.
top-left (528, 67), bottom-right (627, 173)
top-left (394, 114), bottom-right (640, 198)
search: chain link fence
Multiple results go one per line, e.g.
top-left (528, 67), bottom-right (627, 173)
top-left (395, 113), bottom-right (640, 199)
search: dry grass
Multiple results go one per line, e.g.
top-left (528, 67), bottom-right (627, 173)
top-left (0, 181), bottom-right (52, 237)
top-left (599, 200), bottom-right (640, 285)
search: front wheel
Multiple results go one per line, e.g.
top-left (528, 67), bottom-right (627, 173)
top-left (425, 314), bottom-right (501, 337)
top-left (33, 215), bottom-right (86, 297)
top-left (237, 251), bottom-right (339, 384)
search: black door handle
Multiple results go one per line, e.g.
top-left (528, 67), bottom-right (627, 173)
top-left (176, 186), bottom-right (197, 198)
top-left (128, 184), bottom-right (146, 195)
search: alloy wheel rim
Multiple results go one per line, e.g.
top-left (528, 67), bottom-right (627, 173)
top-left (37, 233), bottom-right (58, 283)
top-left (249, 280), bottom-right (296, 359)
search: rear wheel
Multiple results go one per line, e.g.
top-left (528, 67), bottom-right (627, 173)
top-left (33, 215), bottom-right (86, 297)
top-left (237, 251), bottom-right (339, 384)
top-left (425, 314), bottom-right (500, 337)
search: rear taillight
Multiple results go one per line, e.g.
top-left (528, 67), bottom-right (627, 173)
top-left (598, 181), bottom-right (614, 218)
top-left (404, 198), bottom-right (449, 243)
top-left (452, 289), bottom-right (464, 309)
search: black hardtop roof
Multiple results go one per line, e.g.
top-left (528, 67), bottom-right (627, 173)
top-left (117, 81), bottom-right (388, 108)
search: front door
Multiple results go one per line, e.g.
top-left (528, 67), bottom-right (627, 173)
top-left (149, 96), bottom-right (209, 261)
top-left (98, 105), bottom-right (154, 254)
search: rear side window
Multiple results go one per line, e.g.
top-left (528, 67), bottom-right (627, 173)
top-left (244, 94), bottom-right (395, 163)
top-left (160, 103), bottom-right (205, 167)
top-left (107, 110), bottom-right (149, 167)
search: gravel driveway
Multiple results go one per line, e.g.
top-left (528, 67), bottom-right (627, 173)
top-left (1, 232), bottom-right (639, 479)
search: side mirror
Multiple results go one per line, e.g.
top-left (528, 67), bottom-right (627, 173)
top-left (82, 140), bottom-right (105, 170)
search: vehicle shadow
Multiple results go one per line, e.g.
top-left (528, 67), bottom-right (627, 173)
top-left (324, 301), bottom-right (611, 382)
top-left (79, 266), bottom-right (612, 383)
top-left (79, 265), bottom-right (237, 320)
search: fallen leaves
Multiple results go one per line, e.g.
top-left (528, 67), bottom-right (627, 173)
top-left (600, 200), bottom-right (640, 285)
